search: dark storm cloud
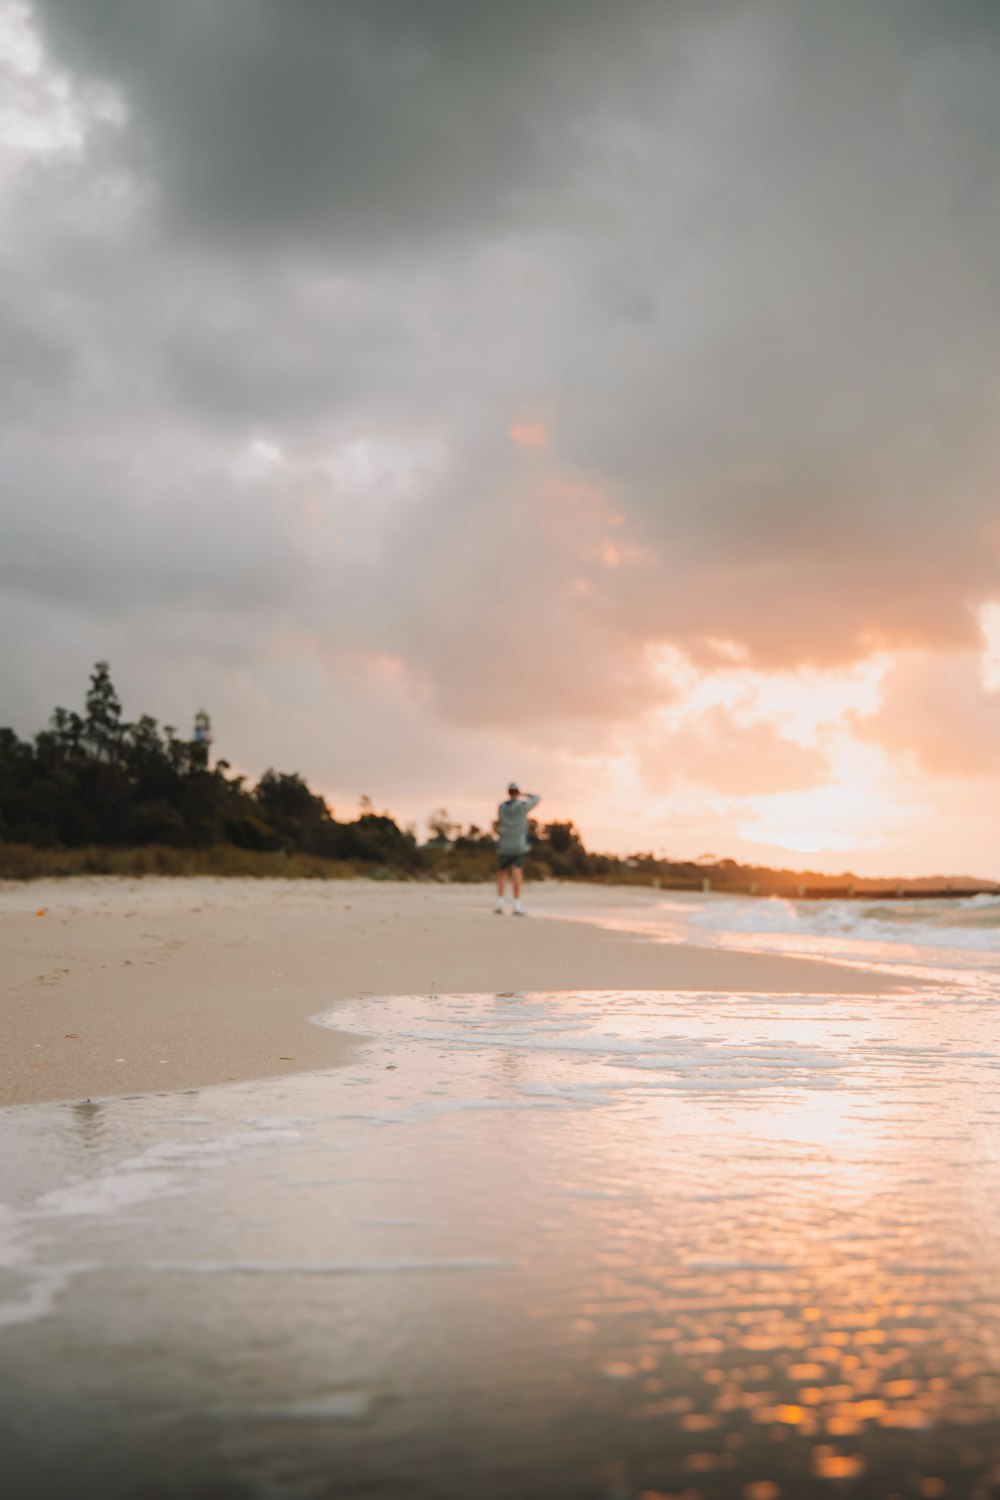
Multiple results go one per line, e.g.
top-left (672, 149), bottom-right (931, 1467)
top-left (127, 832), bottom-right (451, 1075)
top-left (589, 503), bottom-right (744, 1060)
top-left (4, 0), bottom-right (1000, 770)
top-left (29, 0), bottom-right (686, 249)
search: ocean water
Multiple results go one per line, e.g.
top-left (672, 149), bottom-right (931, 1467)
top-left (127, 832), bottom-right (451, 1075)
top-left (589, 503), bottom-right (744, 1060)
top-left (542, 890), bottom-right (1000, 976)
top-left (5, 942), bottom-right (1000, 1498)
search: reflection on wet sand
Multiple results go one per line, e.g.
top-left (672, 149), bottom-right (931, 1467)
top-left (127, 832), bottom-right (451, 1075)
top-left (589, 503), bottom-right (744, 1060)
top-left (70, 1098), bottom-right (105, 1149)
top-left (3, 979), bottom-right (1000, 1498)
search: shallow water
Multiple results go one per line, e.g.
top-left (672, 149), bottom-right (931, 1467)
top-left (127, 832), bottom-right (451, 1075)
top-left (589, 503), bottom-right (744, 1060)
top-left (5, 976), bottom-right (1000, 1498)
top-left (541, 889), bottom-right (1000, 976)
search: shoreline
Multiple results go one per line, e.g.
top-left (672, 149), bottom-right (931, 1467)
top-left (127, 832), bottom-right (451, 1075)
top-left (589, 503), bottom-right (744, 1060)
top-left (1, 877), bottom-right (920, 1109)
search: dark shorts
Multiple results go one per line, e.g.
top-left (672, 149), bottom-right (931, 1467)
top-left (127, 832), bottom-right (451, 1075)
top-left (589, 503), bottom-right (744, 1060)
top-left (498, 853), bottom-right (524, 871)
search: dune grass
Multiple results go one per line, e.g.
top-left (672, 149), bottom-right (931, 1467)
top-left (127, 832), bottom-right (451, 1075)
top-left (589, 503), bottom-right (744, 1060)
top-left (0, 843), bottom-right (365, 881)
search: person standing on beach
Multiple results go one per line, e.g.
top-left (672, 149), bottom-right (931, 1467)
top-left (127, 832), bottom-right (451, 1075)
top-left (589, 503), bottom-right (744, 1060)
top-left (494, 783), bottom-right (540, 916)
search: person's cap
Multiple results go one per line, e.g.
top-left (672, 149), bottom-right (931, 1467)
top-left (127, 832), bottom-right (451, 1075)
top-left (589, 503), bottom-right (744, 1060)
top-left (508, 781), bottom-right (519, 795)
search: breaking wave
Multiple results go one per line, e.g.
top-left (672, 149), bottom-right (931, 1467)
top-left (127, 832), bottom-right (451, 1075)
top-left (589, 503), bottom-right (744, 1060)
top-left (691, 892), bottom-right (1000, 952)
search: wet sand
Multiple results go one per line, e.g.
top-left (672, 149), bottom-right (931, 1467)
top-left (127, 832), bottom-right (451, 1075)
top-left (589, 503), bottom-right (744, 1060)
top-left (1, 877), bottom-right (913, 1108)
top-left (4, 972), bottom-right (996, 1499)
top-left (7, 885), bottom-right (993, 1500)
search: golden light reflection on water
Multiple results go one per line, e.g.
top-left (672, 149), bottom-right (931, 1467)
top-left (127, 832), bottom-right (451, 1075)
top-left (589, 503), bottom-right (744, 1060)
top-left (418, 982), bottom-right (1000, 1497)
top-left (5, 981), bottom-right (1000, 1498)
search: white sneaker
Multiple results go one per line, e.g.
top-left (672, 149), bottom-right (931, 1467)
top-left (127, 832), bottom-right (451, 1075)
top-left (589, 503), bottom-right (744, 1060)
top-left (493, 900), bottom-right (505, 915)
top-left (513, 902), bottom-right (526, 917)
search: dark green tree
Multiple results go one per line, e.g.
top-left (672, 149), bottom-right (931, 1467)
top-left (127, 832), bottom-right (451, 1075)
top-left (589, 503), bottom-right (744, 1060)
top-left (83, 661), bottom-right (124, 762)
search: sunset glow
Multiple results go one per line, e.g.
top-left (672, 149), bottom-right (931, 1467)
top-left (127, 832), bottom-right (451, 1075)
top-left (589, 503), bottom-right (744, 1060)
top-left (8, 9), bottom-right (1000, 1500)
top-left (508, 420), bottom-right (548, 449)
top-left (2, 0), bottom-right (999, 880)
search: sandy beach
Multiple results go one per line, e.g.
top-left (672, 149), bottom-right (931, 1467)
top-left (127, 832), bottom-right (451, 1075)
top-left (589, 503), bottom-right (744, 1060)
top-left (7, 879), bottom-right (1000, 1499)
top-left (2, 876), bottom-right (912, 1108)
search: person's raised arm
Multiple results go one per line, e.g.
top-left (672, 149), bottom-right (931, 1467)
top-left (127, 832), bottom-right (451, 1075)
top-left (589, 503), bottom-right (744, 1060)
top-left (523, 793), bottom-right (541, 812)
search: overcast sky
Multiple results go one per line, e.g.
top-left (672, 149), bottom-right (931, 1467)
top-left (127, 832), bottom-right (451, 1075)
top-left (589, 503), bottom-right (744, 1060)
top-left (2, 0), bottom-right (1000, 874)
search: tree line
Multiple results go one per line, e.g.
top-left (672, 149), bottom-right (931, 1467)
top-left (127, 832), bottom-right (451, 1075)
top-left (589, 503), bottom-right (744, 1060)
top-left (0, 663), bottom-right (630, 880)
top-left (3, 664), bottom-right (988, 894)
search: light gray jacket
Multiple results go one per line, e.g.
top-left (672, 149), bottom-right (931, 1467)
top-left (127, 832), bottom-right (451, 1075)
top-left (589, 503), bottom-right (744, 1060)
top-left (496, 794), bottom-right (540, 856)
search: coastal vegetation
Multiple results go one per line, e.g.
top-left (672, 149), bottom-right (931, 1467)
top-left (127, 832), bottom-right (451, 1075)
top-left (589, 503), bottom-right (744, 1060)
top-left (1, 664), bottom-right (994, 896)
